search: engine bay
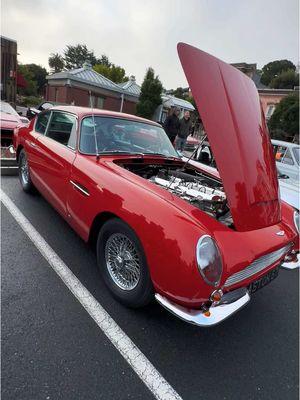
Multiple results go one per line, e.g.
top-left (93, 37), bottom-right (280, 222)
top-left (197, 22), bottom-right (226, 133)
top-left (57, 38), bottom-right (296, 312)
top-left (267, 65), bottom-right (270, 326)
top-left (117, 160), bottom-right (234, 228)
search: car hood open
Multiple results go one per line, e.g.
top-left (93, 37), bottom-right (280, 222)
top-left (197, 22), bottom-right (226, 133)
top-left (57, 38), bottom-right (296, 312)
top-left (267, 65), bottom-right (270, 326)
top-left (178, 43), bottom-right (280, 232)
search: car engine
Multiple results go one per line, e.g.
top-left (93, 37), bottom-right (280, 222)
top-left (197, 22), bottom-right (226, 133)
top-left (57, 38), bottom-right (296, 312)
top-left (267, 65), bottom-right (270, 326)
top-left (148, 169), bottom-right (233, 227)
top-left (118, 161), bottom-right (234, 228)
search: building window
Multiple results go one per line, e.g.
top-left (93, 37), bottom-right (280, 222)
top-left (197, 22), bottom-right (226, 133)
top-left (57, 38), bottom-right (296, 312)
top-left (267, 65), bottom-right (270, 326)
top-left (265, 104), bottom-right (276, 119)
top-left (97, 97), bottom-right (104, 109)
top-left (89, 95), bottom-right (105, 109)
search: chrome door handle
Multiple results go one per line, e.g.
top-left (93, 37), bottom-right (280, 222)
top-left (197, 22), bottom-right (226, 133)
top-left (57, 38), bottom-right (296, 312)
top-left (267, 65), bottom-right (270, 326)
top-left (29, 141), bottom-right (37, 147)
top-left (70, 180), bottom-right (90, 197)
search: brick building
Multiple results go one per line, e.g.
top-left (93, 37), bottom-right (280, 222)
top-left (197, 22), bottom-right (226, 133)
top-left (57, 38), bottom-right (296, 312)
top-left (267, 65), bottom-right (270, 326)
top-left (1, 36), bottom-right (17, 105)
top-left (45, 63), bottom-right (140, 114)
top-left (232, 62), bottom-right (298, 120)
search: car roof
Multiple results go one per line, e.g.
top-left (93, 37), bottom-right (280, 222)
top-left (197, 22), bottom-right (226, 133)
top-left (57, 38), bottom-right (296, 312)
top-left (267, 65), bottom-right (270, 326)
top-left (271, 139), bottom-right (299, 148)
top-left (49, 105), bottom-right (161, 126)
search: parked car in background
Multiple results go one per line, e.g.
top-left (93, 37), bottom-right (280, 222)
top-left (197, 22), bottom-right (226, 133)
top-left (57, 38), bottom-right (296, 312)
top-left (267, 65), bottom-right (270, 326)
top-left (184, 134), bottom-right (200, 152)
top-left (278, 175), bottom-right (299, 210)
top-left (26, 101), bottom-right (62, 120)
top-left (14, 43), bottom-right (299, 327)
top-left (272, 140), bottom-right (299, 181)
top-left (0, 101), bottom-right (29, 146)
top-left (190, 140), bottom-right (299, 211)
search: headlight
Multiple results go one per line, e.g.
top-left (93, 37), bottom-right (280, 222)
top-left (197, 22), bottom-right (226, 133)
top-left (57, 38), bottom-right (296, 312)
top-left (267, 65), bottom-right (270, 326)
top-left (196, 235), bottom-right (223, 286)
top-left (294, 210), bottom-right (299, 233)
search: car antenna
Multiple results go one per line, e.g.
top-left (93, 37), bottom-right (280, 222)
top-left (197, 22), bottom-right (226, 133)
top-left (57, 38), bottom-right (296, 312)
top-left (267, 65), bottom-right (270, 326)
top-left (89, 90), bottom-right (100, 160)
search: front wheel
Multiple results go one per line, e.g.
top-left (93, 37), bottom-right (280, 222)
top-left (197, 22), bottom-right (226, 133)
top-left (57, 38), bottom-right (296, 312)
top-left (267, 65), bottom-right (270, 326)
top-left (97, 218), bottom-right (154, 308)
top-left (18, 149), bottom-right (35, 193)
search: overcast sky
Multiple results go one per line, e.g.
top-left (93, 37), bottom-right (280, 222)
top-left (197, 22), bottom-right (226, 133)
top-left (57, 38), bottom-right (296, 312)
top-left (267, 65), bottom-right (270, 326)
top-left (1, 0), bottom-right (299, 88)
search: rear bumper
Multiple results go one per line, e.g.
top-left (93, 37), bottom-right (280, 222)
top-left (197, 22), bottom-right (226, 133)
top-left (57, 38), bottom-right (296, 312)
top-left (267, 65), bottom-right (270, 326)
top-left (155, 288), bottom-right (250, 327)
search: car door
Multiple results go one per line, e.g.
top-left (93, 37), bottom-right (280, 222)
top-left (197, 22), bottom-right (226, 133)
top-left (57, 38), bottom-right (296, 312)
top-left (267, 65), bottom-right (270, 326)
top-left (31, 110), bottom-right (78, 217)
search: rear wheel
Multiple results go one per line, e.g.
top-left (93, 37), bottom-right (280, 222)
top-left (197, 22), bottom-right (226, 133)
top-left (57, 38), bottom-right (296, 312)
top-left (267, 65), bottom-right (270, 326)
top-left (97, 218), bottom-right (153, 308)
top-left (18, 149), bottom-right (35, 193)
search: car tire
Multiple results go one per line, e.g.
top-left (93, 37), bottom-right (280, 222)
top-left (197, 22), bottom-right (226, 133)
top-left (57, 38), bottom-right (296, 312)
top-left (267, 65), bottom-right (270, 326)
top-left (18, 149), bottom-right (35, 193)
top-left (97, 218), bottom-right (154, 308)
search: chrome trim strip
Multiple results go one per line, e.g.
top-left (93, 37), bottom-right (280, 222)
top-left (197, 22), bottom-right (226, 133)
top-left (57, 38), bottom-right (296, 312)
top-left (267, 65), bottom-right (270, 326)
top-left (224, 244), bottom-right (292, 287)
top-left (69, 180), bottom-right (90, 196)
top-left (155, 289), bottom-right (250, 327)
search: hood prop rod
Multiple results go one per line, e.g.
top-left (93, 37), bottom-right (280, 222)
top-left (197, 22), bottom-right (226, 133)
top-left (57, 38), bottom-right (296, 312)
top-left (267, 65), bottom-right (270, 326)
top-left (167, 134), bottom-right (208, 189)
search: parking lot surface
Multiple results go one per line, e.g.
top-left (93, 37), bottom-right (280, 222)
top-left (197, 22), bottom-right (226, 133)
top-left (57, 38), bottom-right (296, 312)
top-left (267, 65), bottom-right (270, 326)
top-left (1, 175), bottom-right (299, 400)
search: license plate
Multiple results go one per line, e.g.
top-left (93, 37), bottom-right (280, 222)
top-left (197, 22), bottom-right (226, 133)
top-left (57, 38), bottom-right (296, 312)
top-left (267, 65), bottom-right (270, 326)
top-left (248, 267), bottom-right (280, 294)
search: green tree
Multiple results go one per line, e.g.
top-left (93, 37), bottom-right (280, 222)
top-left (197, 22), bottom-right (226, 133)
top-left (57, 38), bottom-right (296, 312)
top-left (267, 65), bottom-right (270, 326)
top-left (268, 94), bottom-right (299, 142)
top-left (93, 64), bottom-right (127, 83)
top-left (173, 87), bottom-right (189, 99)
top-left (261, 60), bottom-right (296, 86)
top-left (136, 68), bottom-right (163, 119)
top-left (63, 44), bottom-right (97, 69)
top-left (96, 54), bottom-right (111, 67)
top-left (270, 69), bottom-right (299, 89)
top-left (17, 64), bottom-right (38, 96)
top-left (49, 53), bottom-right (65, 73)
top-left (25, 64), bottom-right (47, 94)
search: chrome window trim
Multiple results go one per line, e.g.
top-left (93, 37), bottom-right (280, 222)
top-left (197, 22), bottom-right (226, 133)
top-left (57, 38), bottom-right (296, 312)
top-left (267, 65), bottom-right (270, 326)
top-left (42, 110), bottom-right (78, 151)
top-left (34, 110), bottom-right (52, 135)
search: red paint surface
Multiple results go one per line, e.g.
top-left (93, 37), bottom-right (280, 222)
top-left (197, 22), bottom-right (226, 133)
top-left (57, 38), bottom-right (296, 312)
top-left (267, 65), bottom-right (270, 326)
top-left (178, 43), bottom-right (280, 232)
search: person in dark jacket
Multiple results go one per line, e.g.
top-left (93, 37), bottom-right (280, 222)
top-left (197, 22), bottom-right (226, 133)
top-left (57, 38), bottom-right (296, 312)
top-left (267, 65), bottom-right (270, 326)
top-left (175, 111), bottom-right (192, 153)
top-left (163, 107), bottom-right (180, 144)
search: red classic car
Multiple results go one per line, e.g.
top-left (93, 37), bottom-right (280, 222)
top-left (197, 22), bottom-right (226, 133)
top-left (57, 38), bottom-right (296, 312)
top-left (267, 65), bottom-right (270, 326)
top-left (13, 43), bottom-right (299, 327)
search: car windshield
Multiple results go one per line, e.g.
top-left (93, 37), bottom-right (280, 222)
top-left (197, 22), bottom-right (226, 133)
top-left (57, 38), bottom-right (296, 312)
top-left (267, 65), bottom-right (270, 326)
top-left (0, 101), bottom-right (18, 116)
top-left (292, 147), bottom-right (299, 165)
top-left (80, 116), bottom-right (179, 157)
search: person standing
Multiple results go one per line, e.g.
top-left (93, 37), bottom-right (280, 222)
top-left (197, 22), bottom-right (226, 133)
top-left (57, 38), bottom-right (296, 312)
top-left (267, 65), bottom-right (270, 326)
top-left (175, 111), bottom-right (192, 153)
top-left (163, 107), bottom-right (180, 144)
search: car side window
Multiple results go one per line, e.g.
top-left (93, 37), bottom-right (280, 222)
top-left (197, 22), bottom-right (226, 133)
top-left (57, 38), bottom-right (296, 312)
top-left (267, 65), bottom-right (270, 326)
top-left (282, 149), bottom-right (294, 165)
top-left (35, 111), bottom-right (51, 134)
top-left (45, 112), bottom-right (77, 148)
top-left (275, 146), bottom-right (287, 163)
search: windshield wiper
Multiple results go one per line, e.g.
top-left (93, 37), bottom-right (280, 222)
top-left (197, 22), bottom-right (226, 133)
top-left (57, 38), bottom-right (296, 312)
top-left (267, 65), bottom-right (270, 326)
top-left (142, 152), bottom-right (180, 159)
top-left (98, 150), bottom-right (145, 155)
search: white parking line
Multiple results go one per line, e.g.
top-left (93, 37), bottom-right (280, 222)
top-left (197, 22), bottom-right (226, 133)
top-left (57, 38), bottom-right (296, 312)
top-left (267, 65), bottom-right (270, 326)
top-left (1, 189), bottom-right (182, 400)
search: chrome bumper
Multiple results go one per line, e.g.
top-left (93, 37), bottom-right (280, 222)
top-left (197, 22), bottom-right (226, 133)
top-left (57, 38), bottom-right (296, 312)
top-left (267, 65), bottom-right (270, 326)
top-left (155, 288), bottom-right (250, 327)
top-left (281, 253), bottom-right (300, 270)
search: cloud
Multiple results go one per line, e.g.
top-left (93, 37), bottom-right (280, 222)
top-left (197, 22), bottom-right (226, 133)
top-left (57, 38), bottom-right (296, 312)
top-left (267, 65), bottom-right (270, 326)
top-left (1, 0), bottom-right (299, 88)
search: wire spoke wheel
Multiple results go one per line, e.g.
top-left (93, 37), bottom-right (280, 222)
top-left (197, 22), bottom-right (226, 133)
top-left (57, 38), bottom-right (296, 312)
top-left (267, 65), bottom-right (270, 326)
top-left (105, 233), bottom-right (141, 290)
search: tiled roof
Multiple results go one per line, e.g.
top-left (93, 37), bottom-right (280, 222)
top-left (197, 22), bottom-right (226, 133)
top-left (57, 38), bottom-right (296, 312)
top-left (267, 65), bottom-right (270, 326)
top-left (162, 95), bottom-right (195, 111)
top-left (252, 71), bottom-right (267, 89)
top-left (47, 67), bottom-right (138, 95)
top-left (118, 79), bottom-right (141, 97)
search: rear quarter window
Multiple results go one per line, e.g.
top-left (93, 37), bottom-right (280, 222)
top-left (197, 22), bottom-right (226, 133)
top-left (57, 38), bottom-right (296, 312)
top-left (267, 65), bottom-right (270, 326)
top-left (35, 111), bottom-right (51, 134)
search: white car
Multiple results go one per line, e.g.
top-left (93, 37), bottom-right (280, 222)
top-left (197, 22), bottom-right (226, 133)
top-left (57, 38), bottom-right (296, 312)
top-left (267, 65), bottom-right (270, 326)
top-left (272, 140), bottom-right (299, 181)
top-left (278, 175), bottom-right (299, 210)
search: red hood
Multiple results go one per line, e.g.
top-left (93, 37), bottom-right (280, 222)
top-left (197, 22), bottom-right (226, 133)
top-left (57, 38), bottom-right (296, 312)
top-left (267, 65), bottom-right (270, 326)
top-left (178, 43), bottom-right (280, 232)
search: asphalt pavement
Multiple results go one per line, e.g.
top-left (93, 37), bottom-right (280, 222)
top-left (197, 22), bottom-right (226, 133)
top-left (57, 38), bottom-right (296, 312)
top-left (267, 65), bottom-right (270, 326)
top-left (1, 175), bottom-right (299, 400)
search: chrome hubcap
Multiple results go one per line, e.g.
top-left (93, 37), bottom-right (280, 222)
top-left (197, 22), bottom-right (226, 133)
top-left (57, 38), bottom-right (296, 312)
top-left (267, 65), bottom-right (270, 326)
top-left (20, 154), bottom-right (29, 185)
top-left (105, 233), bottom-right (141, 290)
